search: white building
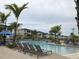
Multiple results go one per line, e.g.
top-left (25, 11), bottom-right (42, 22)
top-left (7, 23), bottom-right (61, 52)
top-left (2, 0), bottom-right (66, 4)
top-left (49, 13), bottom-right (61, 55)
top-left (17, 28), bottom-right (48, 39)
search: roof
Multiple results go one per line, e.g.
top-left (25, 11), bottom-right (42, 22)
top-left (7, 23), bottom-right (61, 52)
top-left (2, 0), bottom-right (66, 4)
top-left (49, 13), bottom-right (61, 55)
top-left (18, 28), bottom-right (48, 34)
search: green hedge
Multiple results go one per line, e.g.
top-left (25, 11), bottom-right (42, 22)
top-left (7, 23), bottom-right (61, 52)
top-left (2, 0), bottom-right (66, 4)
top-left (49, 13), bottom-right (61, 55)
top-left (7, 43), bottom-right (16, 48)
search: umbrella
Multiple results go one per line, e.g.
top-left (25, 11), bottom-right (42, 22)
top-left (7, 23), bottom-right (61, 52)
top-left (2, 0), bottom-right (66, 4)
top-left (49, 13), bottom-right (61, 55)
top-left (0, 31), bottom-right (12, 35)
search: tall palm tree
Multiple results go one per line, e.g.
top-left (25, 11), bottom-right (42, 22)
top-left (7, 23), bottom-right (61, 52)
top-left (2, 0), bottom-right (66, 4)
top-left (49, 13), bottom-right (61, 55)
top-left (74, 0), bottom-right (79, 35)
top-left (5, 3), bottom-right (28, 41)
top-left (0, 12), bottom-right (10, 31)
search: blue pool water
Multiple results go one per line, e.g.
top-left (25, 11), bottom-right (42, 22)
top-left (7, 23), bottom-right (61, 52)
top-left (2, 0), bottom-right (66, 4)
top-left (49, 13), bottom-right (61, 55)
top-left (20, 40), bottom-right (79, 55)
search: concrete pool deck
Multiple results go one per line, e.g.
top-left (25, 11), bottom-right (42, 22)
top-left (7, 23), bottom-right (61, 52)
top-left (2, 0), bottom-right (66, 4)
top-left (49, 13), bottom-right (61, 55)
top-left (0, 46), bottom-right (69, 59)
top-left (64, 53), bottom-right (79, 59)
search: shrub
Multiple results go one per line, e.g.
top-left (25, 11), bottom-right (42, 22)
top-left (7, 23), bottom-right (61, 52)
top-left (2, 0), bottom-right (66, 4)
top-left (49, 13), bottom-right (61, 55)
top-left (7, 43), bottom-right (16, 48)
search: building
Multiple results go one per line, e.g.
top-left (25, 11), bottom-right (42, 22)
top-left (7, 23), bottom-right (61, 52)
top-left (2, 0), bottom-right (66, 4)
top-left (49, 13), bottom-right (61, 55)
top-left (17, 28), bottom-right (48, 39)
top-left (17, 28), bottom-right (32, 39)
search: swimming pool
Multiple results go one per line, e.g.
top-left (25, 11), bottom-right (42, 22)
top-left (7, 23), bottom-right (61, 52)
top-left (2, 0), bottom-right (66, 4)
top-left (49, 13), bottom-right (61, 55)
top-left (20, 40), bottom-right (79, 55)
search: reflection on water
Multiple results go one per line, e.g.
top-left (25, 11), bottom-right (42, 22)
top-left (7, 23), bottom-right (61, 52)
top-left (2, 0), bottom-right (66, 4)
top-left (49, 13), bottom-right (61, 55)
top-left (20, 39), bottom-right (79, 55)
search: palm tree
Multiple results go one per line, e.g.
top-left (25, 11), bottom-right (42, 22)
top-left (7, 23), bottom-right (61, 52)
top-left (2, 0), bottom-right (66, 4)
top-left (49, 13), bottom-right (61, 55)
top-left (48, 35), bottom-right (55, 42)
top-left (5, 3), bottom-right (28, 41)
top-left (7, 26), bottom-right (13, 32)
top-left (0, 12), bottom-right (10, 45)
top-left (0, 12), bottom-right (10, 31)
top-left (8, 22), bottom-right (21, 33)
top-left (70, 32), bottom-right (79, 44)
top-left (8, 22), bottom-right (21, 42)
top-left (74, 0), bottom-right (79, 35)
top-left (49, 25), bottom-right (61, 43)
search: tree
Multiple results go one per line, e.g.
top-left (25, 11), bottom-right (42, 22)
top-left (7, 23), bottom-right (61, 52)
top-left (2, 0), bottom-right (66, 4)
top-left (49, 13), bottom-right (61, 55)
top-left (48, 35), bottom-right (55, 42)
top-left (0, 26), bottom-right (3, 32)
top-left (5, 3), bottom-right (28, 41)
top-left (0, 12), bottom-right (10, 31)
top-left (49, 25), bottom-right (61, 43)
top-left (7, 26), bottom-right (13, 32)
top-left (70, 33), bottom-right (79, 44)
top-left (31, 30), bottom-right (38, 40)
top-left (8, 22), bottom-right (21, 32)
top-left (0, 12), bottom-right (10, 45)
top-left (7, 22), bottom-right (21, 42)
top-left (74, 0), bottom-right (79, 35)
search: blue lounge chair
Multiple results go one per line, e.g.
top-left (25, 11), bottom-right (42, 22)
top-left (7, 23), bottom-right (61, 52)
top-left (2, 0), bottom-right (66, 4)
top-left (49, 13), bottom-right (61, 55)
top-left (34, 45), bottom-right (52, 56)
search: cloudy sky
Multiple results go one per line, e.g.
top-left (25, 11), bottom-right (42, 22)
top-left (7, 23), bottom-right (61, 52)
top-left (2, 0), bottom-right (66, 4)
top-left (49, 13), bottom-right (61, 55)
top-left (0, 0), bottom-right (77, 35)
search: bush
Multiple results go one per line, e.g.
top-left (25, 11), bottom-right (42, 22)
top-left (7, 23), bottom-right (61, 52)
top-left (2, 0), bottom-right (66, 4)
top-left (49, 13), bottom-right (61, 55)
top-left (7, 43), bottom-right (16, 48)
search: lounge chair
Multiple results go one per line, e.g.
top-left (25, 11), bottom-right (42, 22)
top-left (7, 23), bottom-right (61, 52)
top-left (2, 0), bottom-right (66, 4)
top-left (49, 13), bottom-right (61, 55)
top-left (27, 44), bottom-right (37, 54)
top-left (22, 43), bottom-right (30, 54)
top-left (34, 45), bottom-right (52, 56)
top-left (16, 42), bottom-right (24, 52)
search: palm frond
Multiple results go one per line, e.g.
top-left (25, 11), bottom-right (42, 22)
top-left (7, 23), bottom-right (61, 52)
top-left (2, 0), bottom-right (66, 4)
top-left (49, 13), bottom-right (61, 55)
top-left (5, 4), bottom-right (17, 18)
top-left (5, 5), bottom-right (16, 13)
top-left (5, 3), bottom-right (28, 19)
top-left (5, 12), bottom-right (11, 20)
top-left (12, 4), bottom-right (19, 11)
top-left (19, 3), bottom-right (28, 16)
top-left (10, 22), bottom-right (21, 28)
top-left (20, 3), bottom-right (28, 11)
top-left (12, 4), bottom-right (19, 19)
top-left (0, 12), bottom-right (11, 23)
top-left (0, 12), bottom-right (6, 23)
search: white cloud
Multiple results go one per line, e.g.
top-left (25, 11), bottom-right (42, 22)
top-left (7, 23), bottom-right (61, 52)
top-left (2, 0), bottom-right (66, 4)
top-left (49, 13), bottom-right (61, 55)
top-left (0, 0), bottom-right (77, 35)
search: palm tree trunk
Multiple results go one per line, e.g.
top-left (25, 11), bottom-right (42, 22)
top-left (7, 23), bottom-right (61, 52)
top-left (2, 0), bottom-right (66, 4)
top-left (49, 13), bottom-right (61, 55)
top-left (78, 27), bottom-right (79, 36)
top-left (77, 28), bottom-right (79, 41)
top-left (55, 33), bottom-right (56, 43)
top-left (13, 19), bottom-right (18, 43)
top-left (3, 22), bottom-right (6, 45)
top-left (5, 21), bottom-right (7, 31)
top-left (14, 28), bottom-right (16, 42)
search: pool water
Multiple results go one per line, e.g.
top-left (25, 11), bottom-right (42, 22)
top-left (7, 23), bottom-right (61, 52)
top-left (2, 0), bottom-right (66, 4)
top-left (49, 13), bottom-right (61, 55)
top-left (20, 40), bottom-right (79, 55)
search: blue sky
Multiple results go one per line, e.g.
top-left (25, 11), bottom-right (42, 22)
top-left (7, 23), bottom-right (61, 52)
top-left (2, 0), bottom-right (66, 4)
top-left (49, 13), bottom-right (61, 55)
top-left (0, 0), bottom-right (78, 35)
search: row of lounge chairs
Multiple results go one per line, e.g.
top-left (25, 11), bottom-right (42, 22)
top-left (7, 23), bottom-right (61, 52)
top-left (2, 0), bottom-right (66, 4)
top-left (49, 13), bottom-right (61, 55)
top-left (15, 42), bottom-right (52, 56)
